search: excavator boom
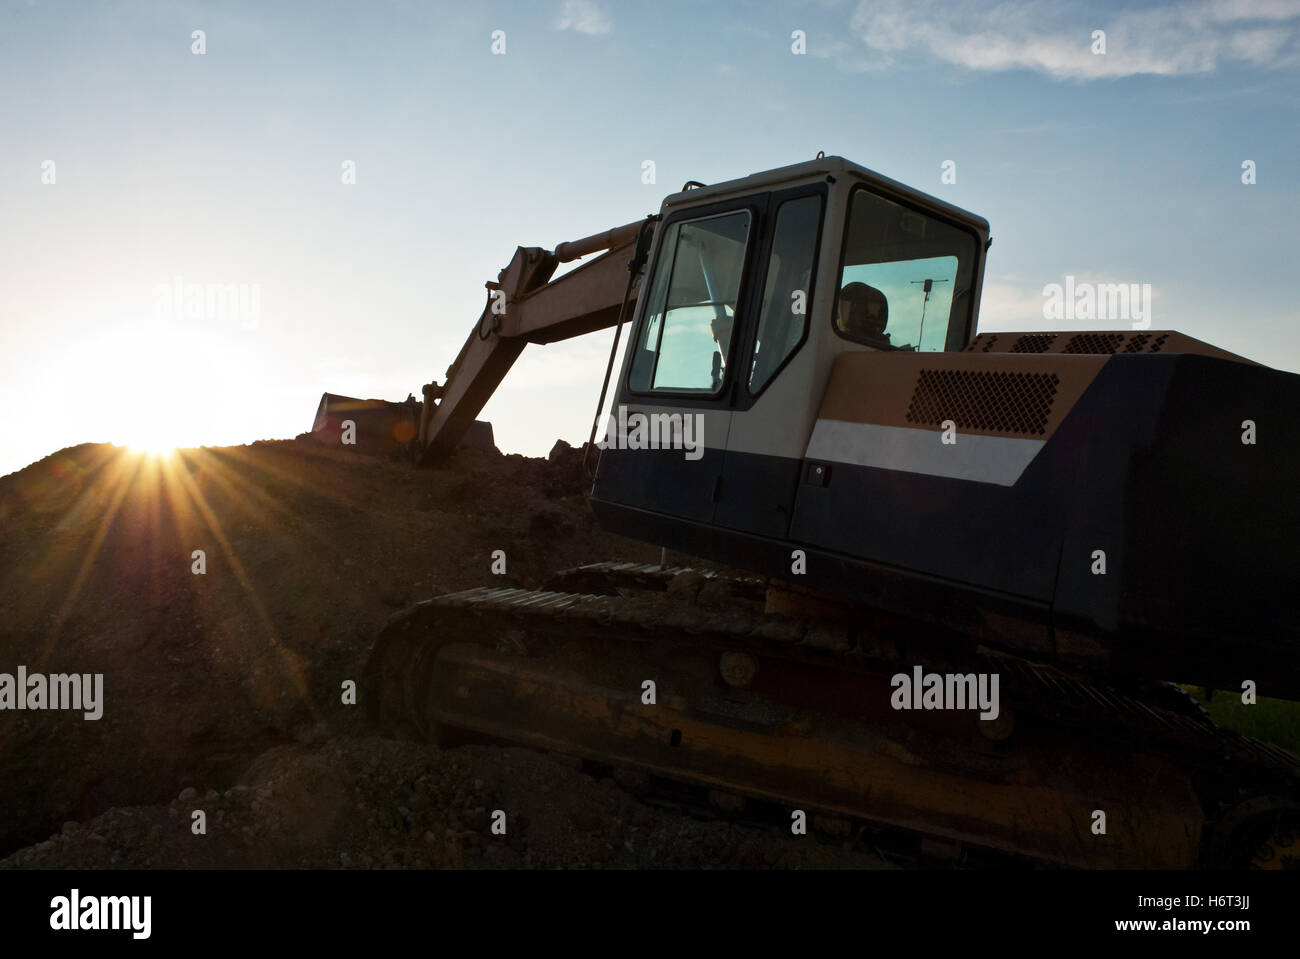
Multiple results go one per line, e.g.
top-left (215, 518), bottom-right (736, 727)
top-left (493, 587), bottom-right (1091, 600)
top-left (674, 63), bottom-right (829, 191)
top-left (309, 218), bottom-right (649, 461)
top-left (417, 218), bottom-right (648, 463)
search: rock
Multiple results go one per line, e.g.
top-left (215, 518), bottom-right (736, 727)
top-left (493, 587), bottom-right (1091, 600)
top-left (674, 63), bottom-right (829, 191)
top-left (178, 787), bottom-right (198, 802)
top-left (666, 570), bottom-right (707, 602)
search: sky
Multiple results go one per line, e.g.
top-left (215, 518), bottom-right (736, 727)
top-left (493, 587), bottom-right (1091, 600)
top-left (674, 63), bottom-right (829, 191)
top-left (2, 0), bottom-right (1298, 476)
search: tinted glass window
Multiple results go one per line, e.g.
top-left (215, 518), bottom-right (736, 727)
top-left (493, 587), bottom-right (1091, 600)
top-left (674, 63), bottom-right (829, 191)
top-left (629, 210), bottom-right (752, 393)
top-left (750, 195), bottom-right (821, 392)
top-left (834, 189), bottom-right (976, 353)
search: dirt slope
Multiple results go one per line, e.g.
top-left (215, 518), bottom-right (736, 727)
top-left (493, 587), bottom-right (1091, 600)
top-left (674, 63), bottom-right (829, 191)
top-left (0, 438), bottom-right (883, 868)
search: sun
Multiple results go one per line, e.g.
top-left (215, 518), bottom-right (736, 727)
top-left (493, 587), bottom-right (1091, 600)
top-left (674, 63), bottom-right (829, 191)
top-left (126, 440), bottom-right (177, 459)
top-left (116, 416), bottom-right (188, 459)
top-left (98, 322), bottom-right (226, 458)
top-left (71, 316), bottom-right (267, 461)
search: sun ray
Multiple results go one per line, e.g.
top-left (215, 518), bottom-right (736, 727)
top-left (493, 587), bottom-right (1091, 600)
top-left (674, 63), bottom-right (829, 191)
top-left (35, 451), bottom-right (143, 669)
top-left (193, 447), bottom-right (342, 558)
top-left (214, 443), bottom-right (379, 512)
top-left (165, 450), bottom-right (319, 716)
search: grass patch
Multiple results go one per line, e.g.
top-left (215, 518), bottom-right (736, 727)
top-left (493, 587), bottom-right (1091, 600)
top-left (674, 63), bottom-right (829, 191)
top-left (1185, 686), bottom-right (1300, 756)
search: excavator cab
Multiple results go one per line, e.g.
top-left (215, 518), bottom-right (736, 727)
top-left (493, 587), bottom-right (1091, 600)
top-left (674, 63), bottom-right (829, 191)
top-left (591, 156), bottom-right (990, 546)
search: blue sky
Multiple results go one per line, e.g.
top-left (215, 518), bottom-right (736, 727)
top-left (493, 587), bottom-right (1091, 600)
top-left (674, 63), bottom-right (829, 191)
top-left (2, 0), bottom-right (1298, 475)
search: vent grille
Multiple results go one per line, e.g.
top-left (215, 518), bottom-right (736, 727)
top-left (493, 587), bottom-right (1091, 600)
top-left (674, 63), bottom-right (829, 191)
top-left (1010, 333), bottom-right (1057, 354)
top-left (1063, 332), bottom-right (1126, 354)
top-left (1119, 332), bottom-right (1171, 354)
top-left (967, 331), bottom-right (1177, 355)
top-left (906, 369), bottom-right (1060, 436)
top-left (964, 334), bottom-right (1001, 353)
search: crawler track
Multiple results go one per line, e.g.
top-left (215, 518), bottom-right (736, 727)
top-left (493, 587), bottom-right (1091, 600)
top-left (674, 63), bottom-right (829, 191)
top-left (366, 564), bottom-right (1300, 868)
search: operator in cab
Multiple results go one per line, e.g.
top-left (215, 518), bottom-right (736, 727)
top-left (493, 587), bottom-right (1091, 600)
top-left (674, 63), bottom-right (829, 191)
top-left (838, 282), bottom-right (898, 351)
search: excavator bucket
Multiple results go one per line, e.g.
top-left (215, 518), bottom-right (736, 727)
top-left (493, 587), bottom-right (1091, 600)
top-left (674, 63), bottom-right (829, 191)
top-left (309, 392), bottom-right (421, 459)
top-left (309, 392), bottom-right (496, 460)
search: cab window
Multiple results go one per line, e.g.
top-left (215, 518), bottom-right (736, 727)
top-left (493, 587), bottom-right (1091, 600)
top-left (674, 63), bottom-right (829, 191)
top-left (750, 194), bottom-right (822, 392)
top-left (834, 188), bottom-right (977, 353)
top-left (629, 210), bottom-right (752, 393)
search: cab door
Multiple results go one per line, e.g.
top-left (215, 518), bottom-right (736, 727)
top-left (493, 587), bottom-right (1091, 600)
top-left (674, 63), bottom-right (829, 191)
top-left (594, 195), bottom-right (766, 524)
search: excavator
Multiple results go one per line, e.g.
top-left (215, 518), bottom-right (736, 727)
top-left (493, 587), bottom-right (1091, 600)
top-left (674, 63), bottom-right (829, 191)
top-left (312, 156), bottom-right (1300, 868)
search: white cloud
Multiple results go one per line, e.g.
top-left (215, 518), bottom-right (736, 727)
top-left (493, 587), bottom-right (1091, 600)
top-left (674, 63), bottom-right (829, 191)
top-left (556, 0), bottom-right (612, 36)
top-left (977, 281), bottom-right (1051, 331)
top-left (839, 0), bottom-right (1300, 79)
top-left (1229, 26), bottom-right (1291, 62)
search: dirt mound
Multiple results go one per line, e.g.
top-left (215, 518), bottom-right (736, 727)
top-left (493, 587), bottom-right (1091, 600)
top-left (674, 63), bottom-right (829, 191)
top-left (0, 438), bottom-right (664, 860)
top-left (1, 737), bottom-right (886, 869)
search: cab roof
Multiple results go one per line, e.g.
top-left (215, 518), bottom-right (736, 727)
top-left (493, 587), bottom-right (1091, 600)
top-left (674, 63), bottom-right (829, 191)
top-left (661, 155), bottom-right (990, 241)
